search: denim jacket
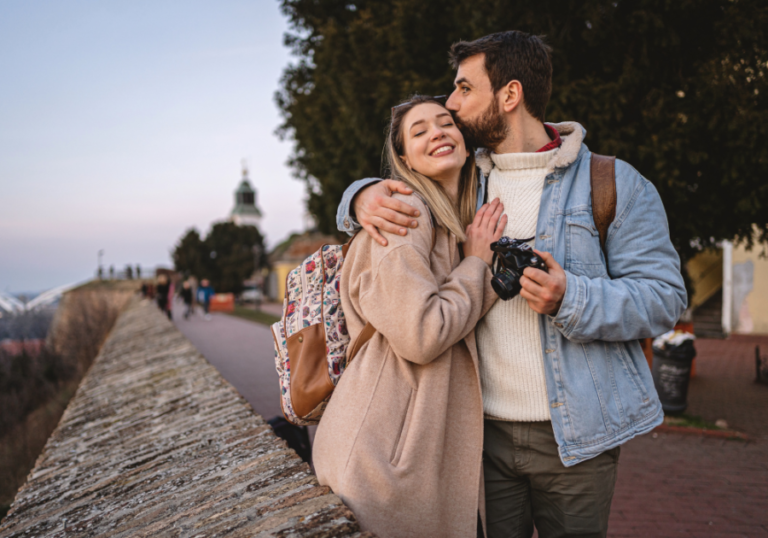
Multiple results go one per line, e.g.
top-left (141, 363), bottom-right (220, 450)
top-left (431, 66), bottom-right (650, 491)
top-left (336, 122), bottom-right (687, 466)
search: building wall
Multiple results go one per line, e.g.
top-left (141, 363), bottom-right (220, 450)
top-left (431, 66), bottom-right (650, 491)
top-left (272, 261), bottom-right (301, 302)
top-left (731, 243), bottom-right (768, 334)
top-left (687, 249), bottom-right (723, 310)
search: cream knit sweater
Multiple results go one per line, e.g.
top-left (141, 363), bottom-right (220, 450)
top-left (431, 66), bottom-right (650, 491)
top-left (477, 148), bottom-right (558, 422)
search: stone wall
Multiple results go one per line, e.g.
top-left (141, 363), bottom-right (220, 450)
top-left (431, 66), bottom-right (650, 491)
top-left (0, 298), bottom-right (368, 537)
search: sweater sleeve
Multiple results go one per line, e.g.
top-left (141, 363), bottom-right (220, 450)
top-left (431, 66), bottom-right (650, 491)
top-left (357, 195), bottom-right (495, 365)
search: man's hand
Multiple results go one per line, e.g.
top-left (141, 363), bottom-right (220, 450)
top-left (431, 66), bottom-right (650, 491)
top-left (519, 250), bottom-right (567, 316)
top-left (354, 180), bottom-right (421, 246)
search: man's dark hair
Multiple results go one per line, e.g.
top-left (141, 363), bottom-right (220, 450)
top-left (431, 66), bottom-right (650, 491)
top-left (449, 31), bottom-right (552, 122)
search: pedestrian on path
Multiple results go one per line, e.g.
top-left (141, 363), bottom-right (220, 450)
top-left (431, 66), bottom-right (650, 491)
top-left (180, 280), bottom-right (194, 320)
top-left (155, 274), bottom-right (172, 321)
top-left (197, 279), bottom-right (214, 320)
top-left (337, 31), bottom-right (687, 538)
top-left (313, 96), bottom-right (505, 538)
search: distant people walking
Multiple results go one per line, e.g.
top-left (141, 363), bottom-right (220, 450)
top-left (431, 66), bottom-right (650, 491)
top-left (155, 274), bottom-right (172, 320)
top-left (197, 279), bottom-right (214, 320)
top-left (180, 280), bottom-right (194, 320)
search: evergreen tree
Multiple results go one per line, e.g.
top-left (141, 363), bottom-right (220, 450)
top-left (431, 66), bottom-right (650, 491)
top-left (173, 229), bottom-right (210, 281)
top-left (204, 222), bottom-right (267, 295)
top-left (277, 0), bottom-right (768, 266)
top-left (172, 224), bottom-right (267, 294)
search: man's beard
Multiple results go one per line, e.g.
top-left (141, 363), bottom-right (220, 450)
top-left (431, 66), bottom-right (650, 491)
top-left (456, 100), bottom-right (508, 151)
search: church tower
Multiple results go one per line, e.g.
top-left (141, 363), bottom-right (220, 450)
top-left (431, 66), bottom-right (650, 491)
top-left (230, 162), bottom-right (262, 228)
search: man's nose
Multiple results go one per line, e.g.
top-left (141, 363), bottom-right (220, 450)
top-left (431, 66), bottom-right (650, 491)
top-left (446, 90), bottom-right (459, 111)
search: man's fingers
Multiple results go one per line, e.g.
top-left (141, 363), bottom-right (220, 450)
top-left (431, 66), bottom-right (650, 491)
top-left (380, 196), bottom-right (421, 220)
top-left (369, 216), bottom-right (408, 237)
top-left (523, 266), bottom-right (550, 287)
top-left (374, 206), bottom-right (418, 228)
top-left (533, 249), bottom-right (559, 271)
top-left (382, 179), bottom-right (413, 195)
top-left (362, 223), bottom-right (388, 247)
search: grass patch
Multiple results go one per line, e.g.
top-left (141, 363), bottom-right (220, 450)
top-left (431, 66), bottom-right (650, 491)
top-left (663, 414), bottom-right (724, 430)
top-left (227, 306), bottom-right (280, 326)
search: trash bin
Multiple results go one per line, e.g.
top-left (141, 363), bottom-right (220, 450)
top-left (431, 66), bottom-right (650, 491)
top-left (651, 331), bottom-right (697, 414)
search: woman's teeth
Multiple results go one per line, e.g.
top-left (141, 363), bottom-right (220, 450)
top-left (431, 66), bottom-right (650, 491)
top-left (431, 146), bottom-right (453, 156)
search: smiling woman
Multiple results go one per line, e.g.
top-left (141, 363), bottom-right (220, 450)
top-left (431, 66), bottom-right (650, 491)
top-left (311, 96), bottom-right (507, 538)
top-left (385, 95), bottom-right (478, 241)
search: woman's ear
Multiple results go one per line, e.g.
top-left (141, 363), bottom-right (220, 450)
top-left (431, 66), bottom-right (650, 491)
top-left (400, 154), bottom-right (412, 170)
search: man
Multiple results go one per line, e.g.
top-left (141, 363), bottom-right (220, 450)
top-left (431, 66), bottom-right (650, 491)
top-left (336, 31), bottom-right (687, 538)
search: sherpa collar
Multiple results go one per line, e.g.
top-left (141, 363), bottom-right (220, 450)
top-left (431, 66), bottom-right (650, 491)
top-left (475, 121), bottom-right (586, 177)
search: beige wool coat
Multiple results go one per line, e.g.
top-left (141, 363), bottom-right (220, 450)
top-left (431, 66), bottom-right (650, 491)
top-left (313, 194), bottom-right (498, 538)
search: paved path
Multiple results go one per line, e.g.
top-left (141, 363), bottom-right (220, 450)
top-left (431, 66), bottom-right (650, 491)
top-left (175, 305), bottom-right (768, 536)
top-left (172, 300), bottom-right (282, 421)
top-left (609, 335), bottom-right (768, 537)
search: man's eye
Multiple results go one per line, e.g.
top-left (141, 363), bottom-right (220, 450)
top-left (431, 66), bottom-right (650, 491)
top-left (461, 86), bottom-right (469, 94)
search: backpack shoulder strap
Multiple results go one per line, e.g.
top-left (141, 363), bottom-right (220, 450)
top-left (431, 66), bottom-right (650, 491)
top-left (590, 153), bottom-right (617, 254)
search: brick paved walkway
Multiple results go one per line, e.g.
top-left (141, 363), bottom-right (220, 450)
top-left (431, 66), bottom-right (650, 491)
top-left (609, 335), bottom-right (768, 537)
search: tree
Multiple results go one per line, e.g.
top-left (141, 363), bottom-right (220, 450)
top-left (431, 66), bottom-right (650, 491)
top-left (173, 229), bottom-right (210, 281)
top-left (276, 0), bottom-right (768, 271)
top-left (172, 224), bottom-right (267, 295)
top-left (205, 222), bottom-right (267, 295)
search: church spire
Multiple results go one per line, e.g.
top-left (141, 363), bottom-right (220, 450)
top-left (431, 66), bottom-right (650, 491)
top-left (230, 159), bottom-right (262, 227)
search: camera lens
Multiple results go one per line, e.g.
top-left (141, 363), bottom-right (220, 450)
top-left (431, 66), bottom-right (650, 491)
top-left (491, 267), bottom-right (522, 301)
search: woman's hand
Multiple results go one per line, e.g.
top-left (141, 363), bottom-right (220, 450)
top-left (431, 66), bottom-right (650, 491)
top-left (464, 198), bottom-right (507, 266)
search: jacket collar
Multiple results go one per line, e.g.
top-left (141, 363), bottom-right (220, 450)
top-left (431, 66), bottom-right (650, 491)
top-left (475, 121), bottom-right (586, 177)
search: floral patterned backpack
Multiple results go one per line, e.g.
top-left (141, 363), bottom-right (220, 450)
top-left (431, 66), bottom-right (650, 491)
top-left (271, 238), bottom-right (375, 426)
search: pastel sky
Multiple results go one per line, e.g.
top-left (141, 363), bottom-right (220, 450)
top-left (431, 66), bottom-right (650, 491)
top-left (0, 0), bottom-right (307, 293)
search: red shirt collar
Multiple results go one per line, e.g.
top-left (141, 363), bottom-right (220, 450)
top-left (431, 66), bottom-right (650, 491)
top-left (537, 124), bottom-right (562, 152)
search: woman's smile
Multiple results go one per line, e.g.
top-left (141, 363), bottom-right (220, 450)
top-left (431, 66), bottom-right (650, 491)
top-left (429, 144), bottom-right (455, 157)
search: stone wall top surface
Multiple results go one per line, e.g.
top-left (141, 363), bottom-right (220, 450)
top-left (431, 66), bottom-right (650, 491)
top-left (0, 298), bottom-right (368, 537)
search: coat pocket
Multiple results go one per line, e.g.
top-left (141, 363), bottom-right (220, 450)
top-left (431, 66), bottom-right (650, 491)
top-left (565, 215), bottom-right (607, 277)
top-left (390, 389), bottom-right (416, 466)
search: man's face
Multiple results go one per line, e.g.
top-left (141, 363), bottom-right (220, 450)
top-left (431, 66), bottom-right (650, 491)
top-left (446, 54), bottom-right (508, 150)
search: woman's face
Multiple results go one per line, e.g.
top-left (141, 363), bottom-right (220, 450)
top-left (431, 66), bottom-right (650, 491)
top-left (399, 102), bottom-right (468, 183)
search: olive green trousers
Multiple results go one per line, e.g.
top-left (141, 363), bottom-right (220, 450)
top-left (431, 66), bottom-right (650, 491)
top-left (482, 420), bottom-right (620, 538)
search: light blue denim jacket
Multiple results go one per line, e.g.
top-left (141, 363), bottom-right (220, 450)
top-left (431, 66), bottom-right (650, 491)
top-left (336, 122), bottom-right (687, 466)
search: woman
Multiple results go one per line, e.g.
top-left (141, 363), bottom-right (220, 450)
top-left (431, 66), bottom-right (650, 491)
top-left (312, 96), bottom-right (506, 538)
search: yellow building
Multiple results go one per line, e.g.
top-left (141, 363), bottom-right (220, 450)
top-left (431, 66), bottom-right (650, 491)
top-left (688, 231), bottom-right (768, 336)
top-left (266, 232), bottom-right (340, 302)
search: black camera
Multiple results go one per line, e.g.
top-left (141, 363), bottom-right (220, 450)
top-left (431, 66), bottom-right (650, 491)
top-left (490, 236), bottom-right (548, 300)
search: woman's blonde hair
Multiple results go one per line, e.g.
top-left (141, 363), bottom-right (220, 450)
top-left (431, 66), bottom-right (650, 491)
top-left (385, 95), bottom-right (477, 241)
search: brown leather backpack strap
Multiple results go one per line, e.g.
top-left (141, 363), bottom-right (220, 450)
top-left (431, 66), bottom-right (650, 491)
top-left (590, 153), bottom-right (617, 254)
top-left (347, 322), bottom-right (375, 362)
